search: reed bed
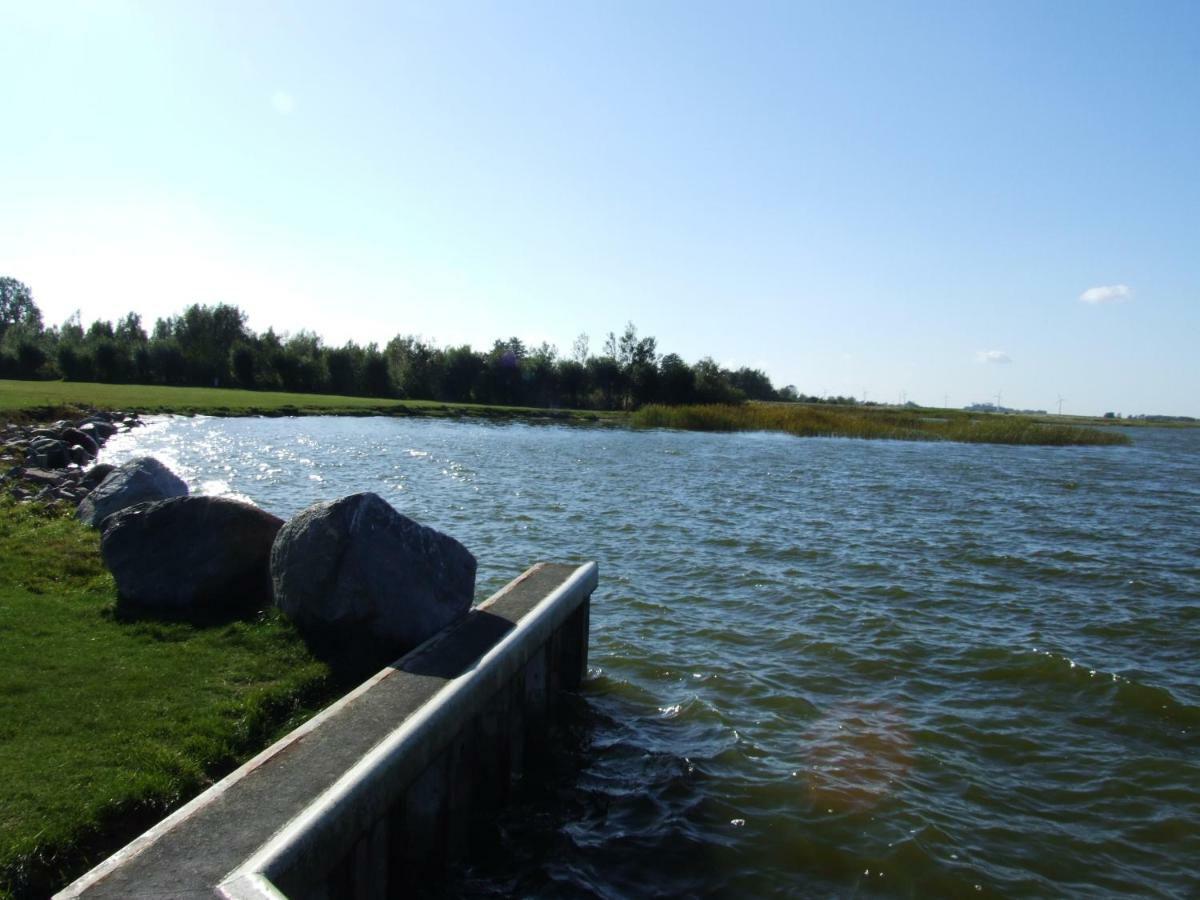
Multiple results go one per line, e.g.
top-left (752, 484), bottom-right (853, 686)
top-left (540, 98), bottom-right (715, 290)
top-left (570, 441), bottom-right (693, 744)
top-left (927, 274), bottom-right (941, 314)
top-left (631, 403), bottom-right (1130, 446)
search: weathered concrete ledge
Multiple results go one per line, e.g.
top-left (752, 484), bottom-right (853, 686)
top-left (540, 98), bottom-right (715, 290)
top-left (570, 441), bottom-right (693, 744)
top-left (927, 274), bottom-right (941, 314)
top-left (57, 560), bottom-right (597, 899)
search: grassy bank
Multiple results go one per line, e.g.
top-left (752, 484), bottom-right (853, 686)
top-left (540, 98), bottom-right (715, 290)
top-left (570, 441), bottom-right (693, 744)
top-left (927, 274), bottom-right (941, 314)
top-left (632, 403), bottom-right (1131, 446)
top-left (0, 499), bottom-right (353, 898)
top-left (0, 379), bottom-right (619, 425)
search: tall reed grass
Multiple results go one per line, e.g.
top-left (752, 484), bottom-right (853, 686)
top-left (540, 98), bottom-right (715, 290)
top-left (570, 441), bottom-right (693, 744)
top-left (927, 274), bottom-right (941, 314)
top-left (631, 403), bottom-right (1130, 446)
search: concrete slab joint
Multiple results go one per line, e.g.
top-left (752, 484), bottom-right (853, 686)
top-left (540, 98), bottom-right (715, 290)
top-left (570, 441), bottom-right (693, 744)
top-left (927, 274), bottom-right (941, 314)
top-left (55, 560), bottom-right (598, 900)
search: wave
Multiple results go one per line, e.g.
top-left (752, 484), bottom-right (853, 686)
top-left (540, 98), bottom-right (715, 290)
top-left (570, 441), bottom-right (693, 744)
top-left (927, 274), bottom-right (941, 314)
top-left (968, 646), bottom-right (1200, 727)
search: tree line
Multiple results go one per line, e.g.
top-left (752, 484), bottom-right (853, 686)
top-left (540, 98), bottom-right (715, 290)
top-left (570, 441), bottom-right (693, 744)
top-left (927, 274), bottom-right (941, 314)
top-left (0, 276), bottom-right (847, 410)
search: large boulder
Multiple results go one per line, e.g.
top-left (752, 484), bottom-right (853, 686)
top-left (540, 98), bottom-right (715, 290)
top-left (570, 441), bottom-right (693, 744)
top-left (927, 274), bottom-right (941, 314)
top-left (79, 418), bottom-right (118, 440)
top-left (26, 437), bottom-right (70, 469)
top-left (101, 496), bottom-right (284, 614)
top-left (81, 463), bottom-right (116, 490)
top-left (77, 456), bottom-right (188, 528)
top-left (271, 492), bottom-right (476, 652)
top-left (61, 427), bottom-right (99, 458)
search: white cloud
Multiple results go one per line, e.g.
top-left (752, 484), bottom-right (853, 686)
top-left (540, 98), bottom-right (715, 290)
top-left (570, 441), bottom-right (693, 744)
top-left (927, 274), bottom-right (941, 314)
top-left (976, 350), bottom-right (1012, 364)
top-left (1079, 283), bottom-right (1132, 305)
top-left (271, 90), bottom-right (297, 115)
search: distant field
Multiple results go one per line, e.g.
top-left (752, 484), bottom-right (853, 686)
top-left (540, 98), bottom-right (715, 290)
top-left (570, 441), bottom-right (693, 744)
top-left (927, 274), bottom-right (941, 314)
top-left (632, 402), bottom-right (1132, 446)
top-left (0, 380), bottom-right (617, 423)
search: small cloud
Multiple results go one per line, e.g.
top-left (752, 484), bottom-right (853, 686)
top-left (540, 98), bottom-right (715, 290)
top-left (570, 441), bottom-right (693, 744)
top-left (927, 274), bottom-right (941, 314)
top-left (976, 350), bottom-right (1012, 365)
top-left (1079, 283), bottom-right (1132, 305)
top-left (271, 90), bottom-right (297, 115)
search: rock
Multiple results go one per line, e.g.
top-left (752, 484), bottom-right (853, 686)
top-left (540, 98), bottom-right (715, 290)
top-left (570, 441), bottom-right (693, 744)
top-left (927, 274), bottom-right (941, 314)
top-left (76, 456), bottom-right (189, 528)
top-left (61, 427), bottom-right (99, 457)
top-left (101, 496), bottom-right (284, 614)
top-left (69, 444), bottom-right (90, 466)
top-left (81, 463), bottom-right (116, 490)
top-left (80, 418), bottom-right (118, 440)
top-left (270, 492), bottom-right (476, 652)
top-left (27, 438), bottom-right (70, 469)
top-left (20, 467), bottom-right (65, 487)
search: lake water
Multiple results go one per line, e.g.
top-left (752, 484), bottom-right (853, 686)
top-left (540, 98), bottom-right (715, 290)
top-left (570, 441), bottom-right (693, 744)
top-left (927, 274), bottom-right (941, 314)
top-left (99, 417), bottom-right (1199, 898)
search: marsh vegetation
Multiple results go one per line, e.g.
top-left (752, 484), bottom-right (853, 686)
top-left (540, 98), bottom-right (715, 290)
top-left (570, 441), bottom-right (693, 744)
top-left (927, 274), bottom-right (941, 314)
top-left (631, 402), bottom-right (1131, 446)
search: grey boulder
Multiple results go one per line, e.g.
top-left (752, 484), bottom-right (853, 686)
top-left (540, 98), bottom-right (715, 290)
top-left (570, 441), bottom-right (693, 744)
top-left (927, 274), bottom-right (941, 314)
top-left (81, 463), bottom-right (116, 490)
top-left (271, 492), bottom-right (476, 652)
top-left (77, 456), bottom-right (188, 528)
top-left (61, 427), bottom-right (99, 457)
top-left (80, 418), bottom-right (118, 440)
top-left (27, 437), bottom-right (70, 469)
top-left (101, 496), bottom-right (284, 613)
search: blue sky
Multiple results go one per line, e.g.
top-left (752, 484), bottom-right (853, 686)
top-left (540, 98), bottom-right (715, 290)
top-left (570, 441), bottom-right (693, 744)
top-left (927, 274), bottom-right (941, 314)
top-left (2, 1), bottom-right (1196, 415)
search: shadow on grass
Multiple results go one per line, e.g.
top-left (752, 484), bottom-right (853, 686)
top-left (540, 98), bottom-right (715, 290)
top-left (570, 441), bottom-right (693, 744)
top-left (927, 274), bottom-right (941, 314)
top-left (107, 596), bottom-right (406, 688)
top-left (3, 604), bottom-right (403, 899)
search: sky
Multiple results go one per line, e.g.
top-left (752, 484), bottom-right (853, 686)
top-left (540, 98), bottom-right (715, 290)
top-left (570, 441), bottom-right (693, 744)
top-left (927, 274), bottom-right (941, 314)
top-left (2, 1), bottom-right (1197, 416)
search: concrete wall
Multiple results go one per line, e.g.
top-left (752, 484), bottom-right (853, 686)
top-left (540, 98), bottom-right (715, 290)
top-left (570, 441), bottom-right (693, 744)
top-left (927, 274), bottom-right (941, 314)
top-left (58, 561), bottom-right (597, 900)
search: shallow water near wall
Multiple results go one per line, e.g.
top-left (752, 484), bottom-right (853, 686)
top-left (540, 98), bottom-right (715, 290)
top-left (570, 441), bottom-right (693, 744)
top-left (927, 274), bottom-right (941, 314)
top-left (100, 417), bottom-right (1200, 897)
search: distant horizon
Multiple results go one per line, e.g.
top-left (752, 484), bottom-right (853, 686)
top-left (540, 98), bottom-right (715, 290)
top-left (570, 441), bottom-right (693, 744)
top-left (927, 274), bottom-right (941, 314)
top-left (2, 2), bottom-right (1196, 417)
top-left (7, 280), bottom-right (1190, 422)
top-left (2, 278), bottom-right (1194, 420)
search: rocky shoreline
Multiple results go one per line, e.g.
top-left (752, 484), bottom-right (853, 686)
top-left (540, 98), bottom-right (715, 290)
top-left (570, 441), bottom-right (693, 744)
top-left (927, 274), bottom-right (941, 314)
top-left (0, 410), bottom-right (144, 508)
top-left (3, 411), bottom-right (477, 660)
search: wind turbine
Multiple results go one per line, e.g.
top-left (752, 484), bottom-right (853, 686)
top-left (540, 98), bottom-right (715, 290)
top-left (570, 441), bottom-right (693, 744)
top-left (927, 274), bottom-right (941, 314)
top-left (1057, 395), bottom-right (1066, 416)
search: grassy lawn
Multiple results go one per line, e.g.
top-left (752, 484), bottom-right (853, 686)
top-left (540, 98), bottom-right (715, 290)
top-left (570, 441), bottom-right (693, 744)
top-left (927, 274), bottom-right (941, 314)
top-left (0, 379), bottom-right (620, 424)
top-left (0, 498), bottom-right (348, 899)
top-left (632, 402), bottom-right (1132, 446)
top-left (0, 378), bottom-right (620, 897)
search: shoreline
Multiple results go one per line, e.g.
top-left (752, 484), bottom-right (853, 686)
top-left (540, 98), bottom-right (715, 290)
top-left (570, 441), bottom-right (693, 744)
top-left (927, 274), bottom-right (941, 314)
top-left (2, 380), bottom-right (1167, 451)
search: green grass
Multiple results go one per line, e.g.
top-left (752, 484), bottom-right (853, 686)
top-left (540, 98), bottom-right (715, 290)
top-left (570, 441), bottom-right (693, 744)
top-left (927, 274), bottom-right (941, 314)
top-left (0, 379), bottom-right (618, 424)
top-left (0, 498), bottom-right (348, 899)
top-left (631, 402), bottom-right (1131, 446)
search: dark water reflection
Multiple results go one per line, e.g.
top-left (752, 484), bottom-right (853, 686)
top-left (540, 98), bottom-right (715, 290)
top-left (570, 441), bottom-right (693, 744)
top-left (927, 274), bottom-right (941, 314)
top-left (101, 419), bottom-right (1200, 897)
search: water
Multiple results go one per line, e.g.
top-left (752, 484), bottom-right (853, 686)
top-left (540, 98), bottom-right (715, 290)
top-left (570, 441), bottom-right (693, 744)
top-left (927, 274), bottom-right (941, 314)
top-left (99, 418), bottom-right (1200, 897)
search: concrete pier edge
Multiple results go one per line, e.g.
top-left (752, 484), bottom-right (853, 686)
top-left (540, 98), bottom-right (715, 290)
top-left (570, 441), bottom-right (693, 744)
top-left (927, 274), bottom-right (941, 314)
top-left (56, 560), bottom-right (598, 899)
top-left (219, 560), bottom-right (598, 899)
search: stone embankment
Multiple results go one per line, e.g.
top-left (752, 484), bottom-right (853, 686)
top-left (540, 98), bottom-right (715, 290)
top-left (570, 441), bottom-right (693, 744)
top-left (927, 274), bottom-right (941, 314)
top-left (0, 410), bottom-right (143, 507)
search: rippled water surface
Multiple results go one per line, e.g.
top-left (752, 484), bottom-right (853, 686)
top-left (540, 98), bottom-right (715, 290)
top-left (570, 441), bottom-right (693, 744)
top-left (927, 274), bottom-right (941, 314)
top-left (101, 418), bottom-right (1200, 897)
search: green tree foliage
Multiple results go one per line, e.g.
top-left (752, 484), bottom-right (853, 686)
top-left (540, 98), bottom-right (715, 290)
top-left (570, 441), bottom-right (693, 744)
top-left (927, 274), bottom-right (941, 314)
top-left (0, 276), bottom-right (794, 409)
top-left (437, 345), bottom-right (482, 402)
top-left (693, 357), bottom-right (744, 404)
top-left (657, 353), bottom-right (694, 404)
top-left (0, 279), bottom-right (49, 378)
top-left (166, 304), bottom-right (250, 385)
top-left (729, 366), bottom-right (777, 401)
top-left (0, 277), bottom-right (42, 342)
